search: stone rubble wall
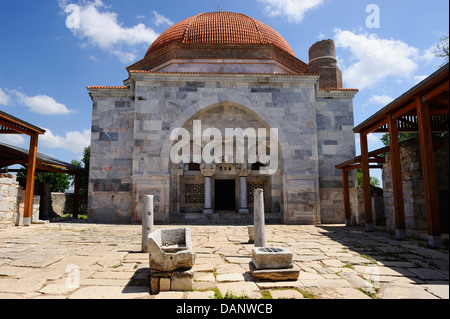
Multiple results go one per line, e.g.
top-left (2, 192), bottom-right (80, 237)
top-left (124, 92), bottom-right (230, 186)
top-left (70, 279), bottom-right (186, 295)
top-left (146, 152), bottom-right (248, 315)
top-left (0, 173), bottom-right (19, 229)
top-left (0, 173), bottom-right (40, 228)
top-left (382, 135), bottom-right (449, 238)
top-left (51, 192), bottom-right (74, 215)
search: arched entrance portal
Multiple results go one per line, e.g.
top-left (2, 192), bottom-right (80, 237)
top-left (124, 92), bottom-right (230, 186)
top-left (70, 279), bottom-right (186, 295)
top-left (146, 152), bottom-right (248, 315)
top-left (168, 102), bottom-right (284, 224)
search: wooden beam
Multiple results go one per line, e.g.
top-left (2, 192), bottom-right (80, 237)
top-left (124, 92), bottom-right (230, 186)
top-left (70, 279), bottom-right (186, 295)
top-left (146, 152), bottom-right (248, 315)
top-left (387, 115), bottom-right (406, 240)
top-left (360, 132), bottom-right (373, 231)
top-left (416, 98), bottom-right (441, 247)
top-left (422, 81), bottom-right (449, 102)
top-left (0, 118), bottom-right (30, 135)
top-left (23, 133), bottom-right (38, 226)
top-left (342, 169), bottom-right (351, 226)
top-left (363, 117), bottom-right (388, 135)
top-left (393, 100), bottom-right (417, 119)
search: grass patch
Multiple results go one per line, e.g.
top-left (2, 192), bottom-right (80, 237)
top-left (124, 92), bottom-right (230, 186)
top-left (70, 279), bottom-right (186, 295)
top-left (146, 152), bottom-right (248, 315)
top-left (358, 288), bottom-right (380, 299)
top-left (360, 254), bottom-right (377, 264)
top-left (213, 289), bottom-right (251, 299)
top-left (343, 263), bottom-right (354, 269)
top-left (260, 290), bottom-right (272, 299)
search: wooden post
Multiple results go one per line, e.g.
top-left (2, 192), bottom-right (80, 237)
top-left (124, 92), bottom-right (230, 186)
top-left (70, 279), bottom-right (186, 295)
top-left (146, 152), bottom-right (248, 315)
top-left (387, 115), bottom-right (406, 240)
top-left (360, 132), bottom-right (373, 231)
top-left (416, 98), bottom-right (441, 248)
top-left (72, 173), bottom-right (81, 220)
top-left (24, 133), bottom-right (38, 226)
top-left (342, 169), bottom-right (351, 226)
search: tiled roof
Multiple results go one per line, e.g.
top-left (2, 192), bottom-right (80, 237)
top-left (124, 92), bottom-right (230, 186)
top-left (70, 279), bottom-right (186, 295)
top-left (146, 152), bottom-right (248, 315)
top-left (87, 86), bottom-right (129, 90)
top-left (319, 88), bottom-right (359, 91)
top-left (145, 12), bottom-right (295, 57)
top-left (129, 70), bottom-right (319, 76)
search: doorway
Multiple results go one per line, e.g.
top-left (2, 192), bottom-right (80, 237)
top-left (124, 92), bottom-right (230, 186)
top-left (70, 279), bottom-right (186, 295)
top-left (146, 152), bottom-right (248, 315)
top-left (214, 179), bottom-right (236, 211)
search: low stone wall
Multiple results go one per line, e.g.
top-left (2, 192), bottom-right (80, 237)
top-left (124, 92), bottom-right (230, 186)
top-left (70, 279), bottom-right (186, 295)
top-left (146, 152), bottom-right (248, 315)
top-left (382, 135), bottom-right (449, 238)
top-left (51, 192), bottom-right (74, 216)
top-left (17, 189), bottom-right (40, 225)
top-left (0, 173), bottom-right (40, 228)
top-left (0, 173), bottom-right (19, 229)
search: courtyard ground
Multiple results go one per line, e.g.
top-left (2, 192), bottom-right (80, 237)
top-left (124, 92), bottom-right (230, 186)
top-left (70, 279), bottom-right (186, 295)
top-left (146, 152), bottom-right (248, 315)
top-left (0, 222), bottom-right (448, 299)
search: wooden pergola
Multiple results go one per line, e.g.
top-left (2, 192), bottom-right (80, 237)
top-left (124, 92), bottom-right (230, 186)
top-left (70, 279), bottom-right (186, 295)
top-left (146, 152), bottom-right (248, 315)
top-left (336, 63), bottom-right (449, 248)
top-left (0, 111), bottom-right (85, 223)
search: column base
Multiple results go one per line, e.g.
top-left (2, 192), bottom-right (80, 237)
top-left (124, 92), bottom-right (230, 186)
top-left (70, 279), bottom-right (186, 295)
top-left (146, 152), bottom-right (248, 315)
top-left (203, 209), bottom-right (213, 214)
top-left (395, 229), bottom-right (406, 240)
top-left (428, 235), bottom-right (442, 248)
top-left (239, 208), bottom-right (249, 214)
top-left (345, 219), bottom-right (351, 227)
top-left (365, 223), bottom-right (374, 232)
top-left (23, 217), bottom-right (32, 226)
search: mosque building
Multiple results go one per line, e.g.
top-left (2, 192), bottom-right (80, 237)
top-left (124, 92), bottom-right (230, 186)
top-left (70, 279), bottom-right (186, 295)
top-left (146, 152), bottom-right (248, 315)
top-left (87, 11), bottom-right (358, 224)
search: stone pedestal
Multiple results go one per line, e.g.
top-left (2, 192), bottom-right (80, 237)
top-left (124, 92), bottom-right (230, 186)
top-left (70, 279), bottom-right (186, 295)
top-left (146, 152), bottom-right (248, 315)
top-left (249, 246), bottom-right (299, 281)
top-left (148, 228), bottom-right (196, 294)
top-left (150, 268), bottom-right (194, 294)
top-left (249, 262), bottom-right (300, 281)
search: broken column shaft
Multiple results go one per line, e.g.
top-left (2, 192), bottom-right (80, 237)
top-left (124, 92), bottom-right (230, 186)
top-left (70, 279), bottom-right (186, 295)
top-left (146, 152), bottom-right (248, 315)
top-left (142, 195), bottom-right (154, 253)
top-left (254, 188), bottom-right (265, 247)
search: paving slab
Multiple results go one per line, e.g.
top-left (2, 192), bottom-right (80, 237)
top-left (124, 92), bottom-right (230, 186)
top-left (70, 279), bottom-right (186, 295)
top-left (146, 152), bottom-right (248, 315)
top-left (0, 223), bottom-right (447, 300)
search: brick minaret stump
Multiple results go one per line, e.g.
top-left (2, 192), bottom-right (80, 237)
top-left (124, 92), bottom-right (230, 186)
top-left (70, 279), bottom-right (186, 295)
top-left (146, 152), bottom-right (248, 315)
top-left (307, 39), bottom-right (343, 90)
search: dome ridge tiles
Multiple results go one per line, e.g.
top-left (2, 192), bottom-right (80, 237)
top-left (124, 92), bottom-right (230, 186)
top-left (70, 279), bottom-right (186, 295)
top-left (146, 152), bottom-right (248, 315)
top-left (145, 11), bottom-right (295, 57)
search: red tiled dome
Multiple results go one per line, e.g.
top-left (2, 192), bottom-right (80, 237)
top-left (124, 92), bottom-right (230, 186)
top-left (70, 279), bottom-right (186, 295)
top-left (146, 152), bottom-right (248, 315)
top-left (145, 12), bottom-right (295, 57)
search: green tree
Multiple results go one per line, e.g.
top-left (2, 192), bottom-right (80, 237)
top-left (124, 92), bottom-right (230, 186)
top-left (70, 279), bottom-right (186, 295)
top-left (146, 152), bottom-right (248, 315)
top-left (380, 133), bottom-right (417, 147)
top-left (356, 168), bottom-right (380, 188)
top-left (17, 169), bottom-right (70, 193)
top-left (434, 35), bottom-right (449, 64)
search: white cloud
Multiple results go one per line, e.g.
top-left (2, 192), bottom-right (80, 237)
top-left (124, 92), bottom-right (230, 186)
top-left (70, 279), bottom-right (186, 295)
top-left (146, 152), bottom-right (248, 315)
top-left (334, 29), bottom-right (421, 90)
top-left (414, 75), bottom-right (429, 84)
top-left (367, 95), bottom-right (394, 106)
top-left (40, 128), bottom-right (91, 154)
top-left (14, 91), bottom-right (74, 115)
top-left (258, 0), bottom-right (324, 23)
top-left (61, 0), bottom-right (159, 63)
top-left (0, 88), bottom-right (11, 105)
top-left (0, 134), bottom-right (26, 146)
top-left (152, 11), bottom-right (173, 27)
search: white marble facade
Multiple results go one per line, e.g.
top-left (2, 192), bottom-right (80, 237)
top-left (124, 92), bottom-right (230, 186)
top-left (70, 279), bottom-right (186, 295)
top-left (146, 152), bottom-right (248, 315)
top-left (88, 71), bottom-right (358, 225)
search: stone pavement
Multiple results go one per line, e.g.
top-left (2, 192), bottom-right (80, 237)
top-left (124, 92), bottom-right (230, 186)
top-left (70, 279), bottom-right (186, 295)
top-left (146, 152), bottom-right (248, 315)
top-left (0, 222), bottom-right (448, 299)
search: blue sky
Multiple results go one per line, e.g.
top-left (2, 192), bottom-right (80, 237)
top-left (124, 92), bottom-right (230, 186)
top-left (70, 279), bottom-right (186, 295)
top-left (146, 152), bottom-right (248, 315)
top-left (1, 0), bottom-right (448, 184)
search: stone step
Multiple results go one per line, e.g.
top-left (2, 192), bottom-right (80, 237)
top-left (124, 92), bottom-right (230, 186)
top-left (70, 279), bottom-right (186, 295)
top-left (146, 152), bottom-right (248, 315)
top-left (170, 212), bottom-right (282, 225)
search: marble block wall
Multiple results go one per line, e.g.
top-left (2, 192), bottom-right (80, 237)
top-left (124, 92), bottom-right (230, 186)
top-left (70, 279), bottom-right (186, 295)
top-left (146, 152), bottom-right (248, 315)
top-left (88, 72), bottom-right (358, 224)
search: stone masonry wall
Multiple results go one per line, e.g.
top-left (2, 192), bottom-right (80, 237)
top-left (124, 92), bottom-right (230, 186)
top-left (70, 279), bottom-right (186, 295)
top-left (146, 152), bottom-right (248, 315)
top-left (0, 173), bottom-right (19, 229)
top-left (88, 72), bottom-right (357, 225)
top-left (89, 91), bottom-right (135, 223)
top-left (382, 135), bottom-right (449, 237)
top-left (316, 91), bottom-right (358, 223)
top-left (0, 173), bottom-right (40, 228)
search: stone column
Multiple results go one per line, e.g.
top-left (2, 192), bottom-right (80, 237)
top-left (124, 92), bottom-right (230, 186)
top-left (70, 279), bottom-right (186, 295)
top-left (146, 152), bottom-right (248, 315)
top-left (142, 195), bottom-right (154, 253)
top-left (254, 188), bottom-right (265, 247)
top-left (201, 167), bottom-right (215, 214)
top-left (203, 176), bottom-right (213, 214)
top-left (239, 169), bottom-right (249, 214)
